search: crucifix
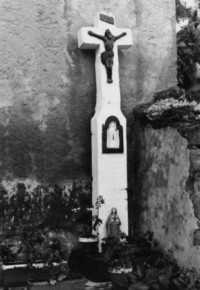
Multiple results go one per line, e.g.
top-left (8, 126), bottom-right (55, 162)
top-left (78, 12), bottom-right (133, 250)
top-left (88, 29), bottom-right (127, 83)
top-left (78, 12), bottom-right (132, 109)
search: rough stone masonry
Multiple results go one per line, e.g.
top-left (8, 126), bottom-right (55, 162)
top-left (132, 11), bottom-right (200, 269)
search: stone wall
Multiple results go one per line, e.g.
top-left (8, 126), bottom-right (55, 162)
top-left (133, 86), bottom-right (200, 270)
top-left (0, 0), bottom-right (176, 186)
top-left (135, 125), bottom-right (200, 269)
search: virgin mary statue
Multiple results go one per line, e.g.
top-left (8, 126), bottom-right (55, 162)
top-left (106, 207), bottom-right (121, 239)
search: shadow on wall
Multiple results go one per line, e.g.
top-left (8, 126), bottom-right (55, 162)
top-left (0, 49), bottom-right (96, 184)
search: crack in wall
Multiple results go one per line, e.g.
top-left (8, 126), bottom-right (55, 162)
top-left (185, 144), bottom-right (200, 245)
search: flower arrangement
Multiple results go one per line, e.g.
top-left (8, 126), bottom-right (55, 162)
top-left (103, 233), bottom-right (134, 272)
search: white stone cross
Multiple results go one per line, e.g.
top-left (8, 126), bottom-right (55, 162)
top-left (78, 12), bottom-right (133, 109)
top-left (78, 12), bottom-right (132, 250)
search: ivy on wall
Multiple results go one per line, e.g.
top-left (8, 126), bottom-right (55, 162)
top-left (0, 181), bottom-right (92, 262)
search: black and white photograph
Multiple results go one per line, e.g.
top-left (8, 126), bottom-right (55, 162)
top-left (0, 0), bottom-right (199, 289)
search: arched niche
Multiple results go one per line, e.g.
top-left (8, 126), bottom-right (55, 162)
top-left (102, 116), bottom-right (123, 153)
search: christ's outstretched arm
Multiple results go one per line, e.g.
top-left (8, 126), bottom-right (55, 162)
top-left (88, 31), bottom-right (105, 41)
top-left (114, 32), bottom-right (127, 41)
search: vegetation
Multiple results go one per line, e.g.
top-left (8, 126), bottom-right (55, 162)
top-left (176, 0), bottom-right (192, 23)
top-left (73, 192), bottom-right (104, 238)
top-left (103, 236), bottom-right (134, 271)
top-left (102, 232), bottom-right (200, 290)
top-left (177, 10), bottom-right (200, 89)
top-left (176, 0), bottom-right (194, 23)
top-left (127, 254), bottom-right (200, 290)
top-left (135, 3), bottom-right (200, 125)
top-left (0, 181), bottom-right (103, 263)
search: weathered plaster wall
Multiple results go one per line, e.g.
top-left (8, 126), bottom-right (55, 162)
top-left (0, 0), bottom-right (176, 184)
top-left (136, 125), bottom-right (200, 270)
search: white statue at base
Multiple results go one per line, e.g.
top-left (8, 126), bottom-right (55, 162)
top-left (106, 121), bottom-right (120, 148)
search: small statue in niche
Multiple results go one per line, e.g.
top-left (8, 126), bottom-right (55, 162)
top-left (106, 207), bottom-right (121, 239)
top-left (88, 29), bottom-right (126, 83)
top-left (107, 121), bottom-right (120, 149)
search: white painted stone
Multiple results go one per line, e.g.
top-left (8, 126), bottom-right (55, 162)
top-left (78, 12), bottom-right (132, 250)
top-left (78, 12), bottom-right (132, 110)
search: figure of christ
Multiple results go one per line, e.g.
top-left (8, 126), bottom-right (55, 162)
top-left (88, 29), bottom-right (127, 83)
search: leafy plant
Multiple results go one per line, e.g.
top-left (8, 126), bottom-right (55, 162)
top-left (103, 238), bottom-right (134, 270)
top-left (71, 192), bottom-right (104, 238)
top-left (0, 181), bottom-right (96, 262)
top-left (120, 253), bottom-right (200, 290)
top-left (172, 268), bottom-right (200, 290)
top-left (126, 231), bottom-right (153, 249)
top-left (0, 240), bottom-right (17, 263)
top-left (176, 0), bottom-right (193, 23)
top-left (0, 230), bottom-right (69, 264)
top-left (103, 232), bottom-right (200, 290)
top-left (177, 11), bottom-right (200, 90)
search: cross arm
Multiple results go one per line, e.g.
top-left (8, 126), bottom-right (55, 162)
top-left (78, 27), bottom-right (103, 50)
top-left (114, 28), bottom-right (133, 50)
